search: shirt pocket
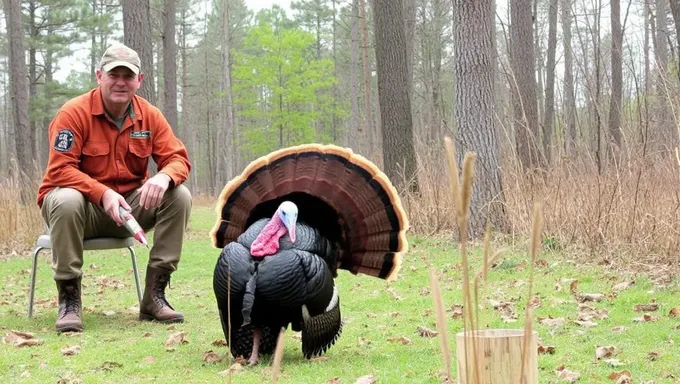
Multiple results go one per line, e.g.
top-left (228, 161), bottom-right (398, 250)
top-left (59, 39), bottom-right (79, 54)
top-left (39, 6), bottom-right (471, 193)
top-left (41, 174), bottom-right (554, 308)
top-left (80, 141), bottom-right (110, 177)
top-left (127, 140), bottom-right (153, 176)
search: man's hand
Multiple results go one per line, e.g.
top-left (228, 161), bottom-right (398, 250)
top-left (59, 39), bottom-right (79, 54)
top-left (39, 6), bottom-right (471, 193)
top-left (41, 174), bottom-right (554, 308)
top-left (102, 189), bottom-right (131, 226)
top-left (138, 172), bottom-right (172, 210)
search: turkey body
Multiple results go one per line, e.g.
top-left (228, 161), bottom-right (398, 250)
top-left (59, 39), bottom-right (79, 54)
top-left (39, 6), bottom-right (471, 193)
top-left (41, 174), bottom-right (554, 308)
top-left (213, 218), bottom-right (342, 360)
top-left (210, 144), bottom-right (409, 362)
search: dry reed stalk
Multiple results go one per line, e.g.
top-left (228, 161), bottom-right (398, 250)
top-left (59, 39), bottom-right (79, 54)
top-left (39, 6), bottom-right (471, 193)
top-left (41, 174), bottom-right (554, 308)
top-left (428, 262), bottom-right (453, 381)
top-left (271, 327), bottom-right (287, 383)
top-left (519, 203), bottom-right (542, 383)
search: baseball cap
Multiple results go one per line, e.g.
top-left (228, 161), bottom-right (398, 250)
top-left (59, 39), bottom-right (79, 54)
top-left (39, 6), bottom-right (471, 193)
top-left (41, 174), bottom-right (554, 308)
top-left (99, 43), bottom-right (141, 74)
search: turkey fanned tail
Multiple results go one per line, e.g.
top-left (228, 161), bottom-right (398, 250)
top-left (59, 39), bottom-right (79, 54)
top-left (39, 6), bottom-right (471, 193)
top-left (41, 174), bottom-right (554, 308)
top-left (301, 290), bottom-right (343, 358)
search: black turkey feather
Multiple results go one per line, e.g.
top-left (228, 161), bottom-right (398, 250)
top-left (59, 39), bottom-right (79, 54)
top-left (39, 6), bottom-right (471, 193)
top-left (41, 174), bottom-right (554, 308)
top-left (211, 144), bottom-right (408, 365)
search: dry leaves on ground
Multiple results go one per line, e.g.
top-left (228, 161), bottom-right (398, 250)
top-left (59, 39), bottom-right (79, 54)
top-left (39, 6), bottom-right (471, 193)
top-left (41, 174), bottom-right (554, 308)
top-left (60, 345), bottom-right (81, 356)
top-left (3, 331), bottom-right (44, 347)
top-left (556, 365), bottom-right (580, 382)
top-left (355, 375), bottom-right (377, 384)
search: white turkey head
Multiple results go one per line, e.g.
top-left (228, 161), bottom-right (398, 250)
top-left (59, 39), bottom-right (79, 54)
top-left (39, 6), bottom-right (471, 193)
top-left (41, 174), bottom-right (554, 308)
top-left (277, 201), bottom-right (298, 243)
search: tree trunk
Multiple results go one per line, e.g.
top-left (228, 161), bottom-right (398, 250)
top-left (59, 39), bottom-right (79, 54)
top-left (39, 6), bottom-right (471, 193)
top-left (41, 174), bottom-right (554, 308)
top-left (403, 0), bottom-right (415, 104)
top-left (179, 4), bottom-right (197, 192)
top-left (510, 0), bottom-right (542, 169)
top-left (372, 0), bottom-right (418, 192)
top-left (608, 0), bottom-right (623, 152)
top-left (655, 0), bottom-right (672, 148)
top-left (123, 0), bottom-right (156, 104)
top-left (452, 0), bottom-right (509, 237)
top-left (28, 1), bottom-right (39, 162)
top-left (163, 0), bottom-right (178, 131)
top-left (359, 0), bottom-right (374, 156)
top-left (4, 0), bottom-right (34, 196)
top-left (221, 0), bottom-right (235, 182)
top-left (534, 0), bottom-right (544, 126)
top-left (543, 0), bottom-right (558, 163)
top-left (349, 0), bottom-right (361, 150)
top-left (670, 0), bottom-right (680, 82)
top-left (562, 0), bottom-right (576, 155)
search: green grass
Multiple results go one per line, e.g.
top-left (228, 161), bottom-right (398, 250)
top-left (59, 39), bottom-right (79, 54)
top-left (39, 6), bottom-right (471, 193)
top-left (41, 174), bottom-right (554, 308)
top-left (1, 205), bottom-right (679, 383)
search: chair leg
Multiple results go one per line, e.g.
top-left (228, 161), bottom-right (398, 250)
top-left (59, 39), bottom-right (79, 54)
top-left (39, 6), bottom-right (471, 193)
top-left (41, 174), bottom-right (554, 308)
top-left (128, 246), bottom-right (143, 306)
top-left (27, 247), bottom-right (45, 319)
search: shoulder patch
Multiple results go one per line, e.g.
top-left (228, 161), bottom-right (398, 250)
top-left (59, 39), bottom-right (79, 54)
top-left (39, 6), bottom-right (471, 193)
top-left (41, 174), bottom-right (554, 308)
top-left (53, 129), bottom-right (75, 152)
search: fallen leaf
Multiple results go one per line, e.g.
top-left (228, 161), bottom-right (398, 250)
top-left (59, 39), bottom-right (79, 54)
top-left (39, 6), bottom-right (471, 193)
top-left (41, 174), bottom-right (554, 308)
top-left (419, 287), bottom-right (430, 296)
top-left (89, 263), bottom-right (100, 270)
top-left (529, 296), bottom-right (541, 308)
top-left (538, 345), bottom-right (555, 354)
top-left (611, 326), bottom-right (627, 332)
top-left (358, 337), bottom-right (371, 346)
top-left (417, 326), bottom-right (438, 337)
top-left (596, 346), bottom-right (616, 359)
top-left (387, 336), bottom-right (411, 345)
top-left (211, 339), bottom-right (227, 347)
top-left (165, 331), bottom-right (188, 347)
top-left (604, 358), bottom-right (623, 367)
top-left (573, 320), bottom-right (597, 328)
top-left (386, 287), bottom-right (403, 300)
top-left (390, 312), bottom-right (400, 318)
top-left (202, 350), bottom-right (222, 364)
top-left (569, 280), bottom-right (579, 293)
top-left (633, 314), bottom-right (658, 322)
top-left (3, 331), bottom-right (44, 347)
top-left (60, 345), bottom-right (81, 356)
top-left (613, 280), bottom-right (634, 292)
top-left (217, 363), bottom-right (243, 376)
top-left (101, 310), bottom-right (116, 317)
top-left (95, 361), bottom-right (122, 372)
top-left (608, 370), bottom-right (632, 380)
top-left (668, 308), bottom-right (680, 317)
top-left (448, 304), bottom-right (464, 320)
top-left (648, 351), bottom-right (659, 361)
top-left (326, 377), bottom-right (341, 384)
top-left (580, 293), bottom-right (605, 302)
top-left (355, 375), bottom-right (377, 384)
top-left (634, 303), bottom-right (659, 312)
top-left (555, 365), bottom-right (580, 382)
top-left (538, 316), bottom-right (566, 326)
top-left (310, 356), bottom-right (329, 363)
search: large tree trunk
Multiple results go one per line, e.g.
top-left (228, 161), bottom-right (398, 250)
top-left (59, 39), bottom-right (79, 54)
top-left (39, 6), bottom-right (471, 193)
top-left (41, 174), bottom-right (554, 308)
top-left (4, 0), bottom-right (34, 198)
top-left (562, 0), bottom-right (576, 155)
top-left (403, 0), bottom-right (415, 103)
top-left (608, 0), bottom-right (623, 152)
top-left (28, 1), bottom-right (39, 164)
top-left (220, 0), bottom-right (235, 182)
top-left (654, 0), bottom-right (672, 148)
top-left (359, 0), bottom-right (374, 156)
top-left (670, 0), bottom-right (680, 82)
top-left (543, 0), bottom-right (558, 163)
top-left (510, 0), bottom-right (542, 170)
top-left (122, 0), bottom-right (156, 104)
top-left (179, 4), bottom-right (197, 192)
top-left (372, 0), bottom-right (418, 192)
top-left (163, 0), bottom-right (178, 131)
top-left (452, 0), bottom-right (509, 237)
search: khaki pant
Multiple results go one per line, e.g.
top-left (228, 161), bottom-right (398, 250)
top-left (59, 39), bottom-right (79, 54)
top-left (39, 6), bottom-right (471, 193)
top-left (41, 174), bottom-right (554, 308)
top-left (41, 185), bottom-right (192, 281)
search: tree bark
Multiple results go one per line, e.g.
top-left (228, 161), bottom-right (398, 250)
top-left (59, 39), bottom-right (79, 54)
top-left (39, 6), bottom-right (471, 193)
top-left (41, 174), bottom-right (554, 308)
top-left (608, 0), bottom-right (623, 152)
top-left (123, 0), bottom-right (156, 104)
top-left (562, 0), bottom-right (576, 155)
top-left (349, 0), bottom-right (361, 150)
top-left (163, 0), bottom-right (178, 131)
top-left (452, 0), bottom-right (509, 237)
top-left (543, 0), bottom-right (558, 163)
top-left (359, 0), bottom-right (374, 156)
top-left (670, 0), bottom-right (680, 82)
top-left (220, 0), bottom-right (235, 182)
top-left (372, 0), bottom-right (418, 192)
top-left (510, 0), bottom-right (542, 169)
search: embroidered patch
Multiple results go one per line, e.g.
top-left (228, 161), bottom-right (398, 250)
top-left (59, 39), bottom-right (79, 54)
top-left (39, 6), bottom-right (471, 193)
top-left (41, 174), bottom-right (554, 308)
top-left (130, 130), bottom-right (151, 139)
top-left (53, 129), bottom-right (74, 152)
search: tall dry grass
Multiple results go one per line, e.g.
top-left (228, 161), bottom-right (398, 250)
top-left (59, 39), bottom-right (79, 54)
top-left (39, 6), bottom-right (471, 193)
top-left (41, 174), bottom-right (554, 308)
top-left (401, 139), bottom-right (680, 272)
top-left (0, 162), bottom-right (43, 255)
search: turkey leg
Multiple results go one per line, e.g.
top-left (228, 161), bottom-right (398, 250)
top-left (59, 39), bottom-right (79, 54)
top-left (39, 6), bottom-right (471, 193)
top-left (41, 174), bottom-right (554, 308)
top-left (248, 327), bottom-right (262, 365)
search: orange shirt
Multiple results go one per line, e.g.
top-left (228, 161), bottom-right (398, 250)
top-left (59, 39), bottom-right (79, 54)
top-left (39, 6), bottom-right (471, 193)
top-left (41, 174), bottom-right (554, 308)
top-left (37, 88), bottom-right (191, 207)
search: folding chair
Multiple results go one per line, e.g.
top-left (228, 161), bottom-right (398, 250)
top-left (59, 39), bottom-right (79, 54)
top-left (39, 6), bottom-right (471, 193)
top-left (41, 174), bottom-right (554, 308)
top-left (27, 235), bottom-right (143, 318)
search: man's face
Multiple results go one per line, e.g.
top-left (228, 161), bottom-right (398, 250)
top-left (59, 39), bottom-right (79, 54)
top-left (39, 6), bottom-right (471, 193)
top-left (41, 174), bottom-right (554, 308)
top-left (96, 66), bottom-right (144, 107)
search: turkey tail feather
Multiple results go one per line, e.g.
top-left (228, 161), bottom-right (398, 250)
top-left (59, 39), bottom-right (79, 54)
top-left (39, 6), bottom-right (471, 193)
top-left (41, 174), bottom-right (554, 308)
top-left (210, 144), bottom-right (409, 281)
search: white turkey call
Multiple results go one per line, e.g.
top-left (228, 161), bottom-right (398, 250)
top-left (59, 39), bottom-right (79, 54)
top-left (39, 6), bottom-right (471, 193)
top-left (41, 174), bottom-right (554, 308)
top-left (118, 206), bottom-right (149, 248)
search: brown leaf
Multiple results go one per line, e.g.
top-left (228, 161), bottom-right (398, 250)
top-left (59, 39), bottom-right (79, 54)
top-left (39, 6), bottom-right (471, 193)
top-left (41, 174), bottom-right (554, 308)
top-left (419, 287), bottom-right (430, 296)
top-left (390, 312), bottom-right (400, 318)
top-left (611, 326), bottom-right (627, 332)
top-left (668, 308), bottom-right (680, 317)
top-left (604, 358), bottom-right (623, 367)
top-left (355, 375), bottom-right (377, 384)
top-left (96, 361), bottom-right (122, 372)
top-left (202, 350), bottom-right (223, 364)
top-left (613, 281), bottom-right (634, 292)
top-left (386, 287), bottom-right (403, 300)
top-left (417, 326), bottom-right (438, 337)
top-left (326, 377), bottom-right (342, 384)
top-left (633, 314), bottom-right (658, 322)
top-left (60, 345), bottom-right (81, 356)
top-left (387, 336), bottom-right (411, 345)
top-left (211, 339), bottom-right (227, 347)
top-left (3, 331), bottom-right (44, 347)
top-left (538, 316), bottom-right (566, 326)
top-left (142, 332), bottom-right (153, 338)
top-left (573, 320), bottom-right (597, 328)
top-left (596, 346), bottom-right (616, 359)
top-left (217, 363), bottom-right (243, 376)
top-left (648, 351), bottom-right (660, 361)
top-left (608, 370), bottom-right (632, 380)
top-left (634, 303), bottom-right (659, 312)
top-left (165, 331), bottom-right (188, 347)
top-left (448, 304), bottom-right (464, 319)
top-left (569, 280), bottom-right (579, 293)
top-left (555, 365), bottom-right (580, 382)
top-left (580, 293), bottom-right (605, 302)
top-left (310, 356), bottom-right (329, 363)
top-left (538, 345), bottom-right (555, 354)
top-left (529, 296), bottom-right (541, 308)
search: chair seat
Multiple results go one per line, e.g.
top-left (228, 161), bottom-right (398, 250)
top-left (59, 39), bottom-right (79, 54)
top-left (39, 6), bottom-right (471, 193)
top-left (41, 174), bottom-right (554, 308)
top-left (36, 235), bottom-right (136, 250)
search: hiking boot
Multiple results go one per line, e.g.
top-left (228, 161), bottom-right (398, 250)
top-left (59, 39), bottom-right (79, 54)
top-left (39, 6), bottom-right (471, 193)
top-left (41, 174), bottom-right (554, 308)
top-left (55, 277), bottom-right (83, 333)
top-left (139, 266), bottom-right (184, 323)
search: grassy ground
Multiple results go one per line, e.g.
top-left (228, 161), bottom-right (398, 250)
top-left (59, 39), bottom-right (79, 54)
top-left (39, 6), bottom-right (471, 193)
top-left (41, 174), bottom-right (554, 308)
top-left (1, 204), bottom-right (679, 383)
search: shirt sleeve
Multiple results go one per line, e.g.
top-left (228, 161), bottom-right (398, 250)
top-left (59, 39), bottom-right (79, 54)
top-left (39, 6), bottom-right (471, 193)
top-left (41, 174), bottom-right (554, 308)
top-left (44, 111), bottom-right (110, 205)
top-left (151, 109), bottom-right (192, 187)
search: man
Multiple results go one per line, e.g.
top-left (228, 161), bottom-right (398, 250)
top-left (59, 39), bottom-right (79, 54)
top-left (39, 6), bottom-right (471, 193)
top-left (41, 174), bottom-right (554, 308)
top-left (37, 43), bottom-right (192, 333)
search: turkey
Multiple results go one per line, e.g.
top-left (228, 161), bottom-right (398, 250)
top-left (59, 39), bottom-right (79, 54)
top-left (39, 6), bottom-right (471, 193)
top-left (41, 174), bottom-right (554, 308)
top-left (210, 143), bottom-right (409, 365)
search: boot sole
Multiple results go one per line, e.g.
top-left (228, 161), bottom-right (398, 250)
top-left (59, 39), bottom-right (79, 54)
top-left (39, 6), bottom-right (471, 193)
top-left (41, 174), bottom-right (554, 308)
top-left (139, 313), bottom-right (184, 323)
top-left (56, 324), bottom-right (83, 333)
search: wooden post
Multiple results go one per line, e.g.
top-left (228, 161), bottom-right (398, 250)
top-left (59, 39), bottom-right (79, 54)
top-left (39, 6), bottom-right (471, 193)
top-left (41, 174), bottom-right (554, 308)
top-left (456, 329), bottom-right (538, 383)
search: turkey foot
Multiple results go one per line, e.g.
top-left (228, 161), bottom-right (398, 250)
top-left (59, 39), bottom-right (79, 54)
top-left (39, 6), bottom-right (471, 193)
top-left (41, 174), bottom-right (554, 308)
top-left (248, 328), bottom-right (262, 366)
